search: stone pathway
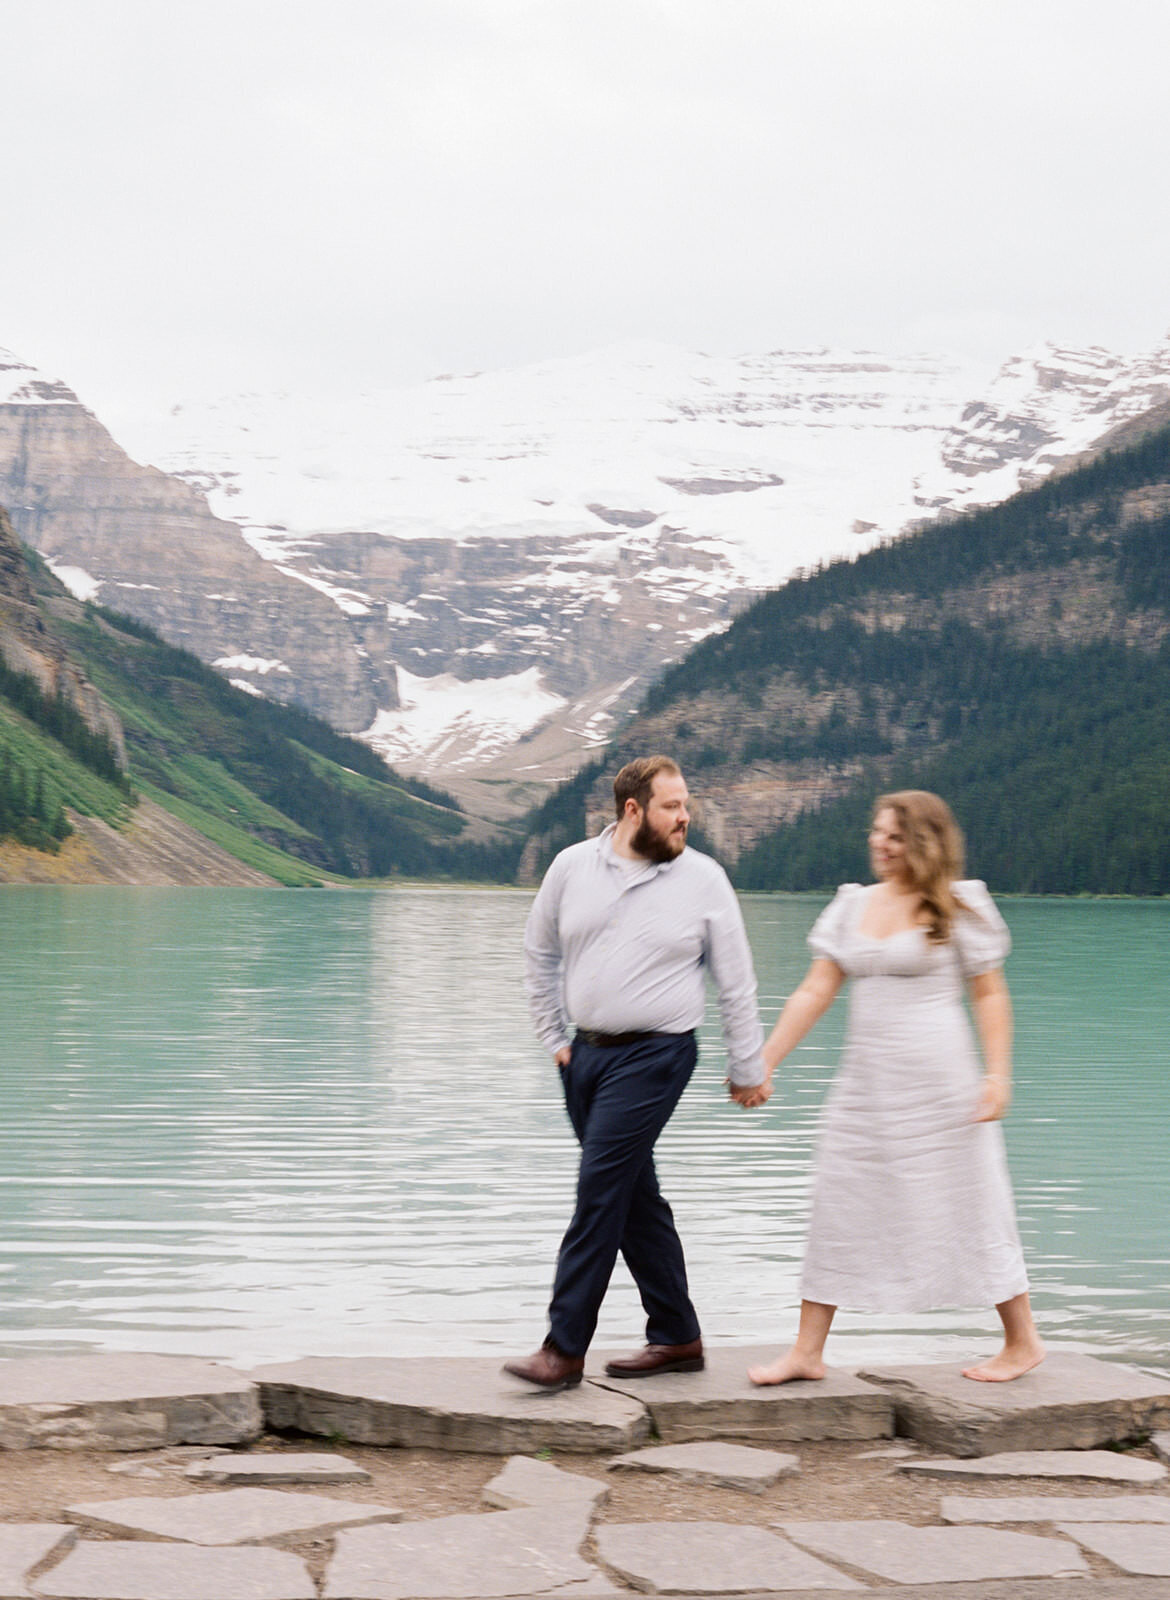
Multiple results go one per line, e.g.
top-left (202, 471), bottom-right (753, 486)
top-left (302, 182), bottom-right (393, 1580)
top-left (1055, 1523), bottom-right (1170, 1577)
top-left (185, 1452), bottom-right (372, 1485)
top-left (254, 1356), bottom-right (651, 1455)
top-left (324, 1508), bottom-right (601, 1599)
top-left (900, 1450), bottom-right (1167, 1484)
top-left (941, 1494), bottom-right (1170, 1523)
top-left (34, 1540), bottom-right (316, 1599)
top-left (0, 1349), bottom-right (1168, 1596)
top-left (595, 1519), bottom-right (865, 1592)
top-left (594, 1344), bottom-right (895, 1446)
top-left (607, 1440), bottom-right (800, 1492)
top-left (62, 1485), bottom-right (403, 1545)
top-left (482, 1455), bottom-right (608, 1513)
top-left (781, 1521), bottom-right (1090, 1584)
top-left (0, 1354), bottom-right (260, 1453)
top-left (859, 1353), bottom-right (1170, 1457)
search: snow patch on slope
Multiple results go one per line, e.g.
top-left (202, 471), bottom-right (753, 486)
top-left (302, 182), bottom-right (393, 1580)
top-left (362, 666), bottom-right (566, 769)
top-left (45, 561), bottom-right (102, 600)
top-left (213, 654), bottom-right (291, 675)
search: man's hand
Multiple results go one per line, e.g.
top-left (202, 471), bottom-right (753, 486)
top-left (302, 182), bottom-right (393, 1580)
top-left (729, 1076), bottom-right (772, 1109)
top-left (554, 1046), bottom-right (572, 1068)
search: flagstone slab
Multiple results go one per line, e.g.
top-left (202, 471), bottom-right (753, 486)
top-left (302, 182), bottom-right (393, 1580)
top-left (64, 1486), bottom-right (402, 1545)
top-left (1156, 1431), bottom-right (1170, 1465)
top-left (900, 1450), bottom-right (1167, 1484)
top-left (595, 1520), bottom-right (864, 1591)
top-left (31, 1541), bottom-right (314, 1599)
top-left (0, 1525), bottom-right (76, 1597)
top-left (858, 1353), bottom-right (1170, 1456)
top-left (607, 1440), bottom-right (800, 1493)
top-left (1057, 1523), bottom-right (1170, 1575)
top-left (782, 1520), bottom-right (1089, 1583)
top-left (323, 1506), bottom-right (599, 1598)
top-left (593, 1346), bottom-right (892, 1444)
top-left (482, 1455), bottom-right (608, 1512)
top-left (942, 1494), bottom-right (1170, 1523)
top-left (185, 1450), bottom-right (371, 1484)
top-left (254, 1356), bottom-right (650, 1454)
top-left (0, 1354), bottom-right (260, 1452)
top-left (108, 1447), bottom-right (221, 1478)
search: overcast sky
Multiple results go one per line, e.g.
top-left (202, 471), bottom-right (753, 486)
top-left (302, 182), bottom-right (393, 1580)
top-left (3, 0), bottom-right (1169, 423)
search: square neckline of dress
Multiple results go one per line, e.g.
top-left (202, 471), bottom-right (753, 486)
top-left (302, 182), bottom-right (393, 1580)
top-left (853, 883), bottom-right (931, 944)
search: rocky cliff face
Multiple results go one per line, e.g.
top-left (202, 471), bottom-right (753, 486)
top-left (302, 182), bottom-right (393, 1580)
top-left (0, 353), bottom-right (388, 731)
top-left (0, 504), bottom-right (126, 766)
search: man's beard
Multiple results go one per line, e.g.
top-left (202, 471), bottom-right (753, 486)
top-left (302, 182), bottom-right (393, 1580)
top-left (632, 815), bottom-right (687, 863)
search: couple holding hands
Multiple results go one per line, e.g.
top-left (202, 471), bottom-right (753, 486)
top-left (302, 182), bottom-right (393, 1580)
top-left (505, 756), bottom-right (1043, 1392)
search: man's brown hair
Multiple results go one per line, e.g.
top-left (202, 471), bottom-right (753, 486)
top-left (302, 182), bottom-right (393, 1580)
top-left (613, 756), bottom-right (681, 819)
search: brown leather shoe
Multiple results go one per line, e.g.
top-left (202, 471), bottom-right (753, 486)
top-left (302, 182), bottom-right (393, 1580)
top-left (604, 1338), bottom-right (704, 1377)
top-left (503, 1340), bottom-right (585, 1392)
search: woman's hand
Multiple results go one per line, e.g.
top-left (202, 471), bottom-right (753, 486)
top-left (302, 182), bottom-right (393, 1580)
top-left (973, 1074), bottom-right (1011, 1122)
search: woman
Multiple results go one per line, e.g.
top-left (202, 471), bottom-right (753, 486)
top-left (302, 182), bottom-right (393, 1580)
top-left (744, 790), bottom-right (1044, 1386)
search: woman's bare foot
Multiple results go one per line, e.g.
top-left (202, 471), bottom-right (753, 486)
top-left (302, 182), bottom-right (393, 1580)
top-left (747, 1350), bottom-right (826, 1386)
top-left (961, 1341), bottom-right (1046, 1382)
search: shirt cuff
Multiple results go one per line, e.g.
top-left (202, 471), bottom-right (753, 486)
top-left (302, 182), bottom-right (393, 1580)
top-left (726, 1054), bottom-right (767, 1088)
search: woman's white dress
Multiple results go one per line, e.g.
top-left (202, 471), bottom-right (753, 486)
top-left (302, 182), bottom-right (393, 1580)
top-left (799, 880), bottom-right (1029, 1312)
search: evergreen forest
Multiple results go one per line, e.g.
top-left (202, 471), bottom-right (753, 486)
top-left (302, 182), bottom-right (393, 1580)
top-left (530, 420), bottom-right (1170, 894)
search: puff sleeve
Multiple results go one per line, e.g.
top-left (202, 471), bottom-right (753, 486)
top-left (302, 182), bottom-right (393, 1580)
top-left (807, 883), bottom-right (863, 965)
top-left (951, 880), bottom-right (1011, 976)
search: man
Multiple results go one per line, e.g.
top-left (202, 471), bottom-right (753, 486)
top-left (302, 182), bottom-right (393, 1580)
top-left (504, 755), bottom-right (770, 1391)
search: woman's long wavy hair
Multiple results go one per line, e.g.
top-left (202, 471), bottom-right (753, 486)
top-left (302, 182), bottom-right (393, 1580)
top-left (874, 790), bottom-right (969, 943)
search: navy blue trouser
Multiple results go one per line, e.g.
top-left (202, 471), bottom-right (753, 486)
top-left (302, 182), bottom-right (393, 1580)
top-left (548, 1030), bottom-right (701, 1357)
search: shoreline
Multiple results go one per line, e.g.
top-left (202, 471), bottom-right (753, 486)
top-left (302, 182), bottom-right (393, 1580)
top-left (4, 868), bottom-right (1170, 899)
top-left (0, 1347), bottom-right (1168, 1595)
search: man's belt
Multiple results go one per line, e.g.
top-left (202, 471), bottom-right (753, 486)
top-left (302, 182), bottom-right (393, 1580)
top-left (575, 1028), bottom-right (680, 1048)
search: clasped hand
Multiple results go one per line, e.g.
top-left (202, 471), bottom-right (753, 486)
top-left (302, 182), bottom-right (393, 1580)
top-left (729, 1075), bottom-right (773, 1109)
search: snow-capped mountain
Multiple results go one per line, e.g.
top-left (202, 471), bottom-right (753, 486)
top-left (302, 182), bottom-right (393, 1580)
top-left (114, 342), bottom-right (988, 583)
top-left (3, 336), bottom-right (1169, 811)
top-left (915, 339), bottom-right (1170, 512)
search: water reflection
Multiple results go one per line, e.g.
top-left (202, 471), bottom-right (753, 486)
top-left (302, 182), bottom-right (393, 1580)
top-left (0, 886), bottom-right (1165, 1370)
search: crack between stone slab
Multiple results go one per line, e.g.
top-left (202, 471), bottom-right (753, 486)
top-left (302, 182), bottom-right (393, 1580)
top-left (23, 1527), bottom-right (80, 1592)
top-left (579, 1525), bottom-right (640, 1594)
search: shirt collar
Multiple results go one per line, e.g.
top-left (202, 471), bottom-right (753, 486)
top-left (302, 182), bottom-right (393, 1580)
top-left (597, 821), bottom-right (680, 877)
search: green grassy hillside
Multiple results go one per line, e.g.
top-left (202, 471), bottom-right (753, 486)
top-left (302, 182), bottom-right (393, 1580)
top-left (3, 548), bottom-right (520, 883)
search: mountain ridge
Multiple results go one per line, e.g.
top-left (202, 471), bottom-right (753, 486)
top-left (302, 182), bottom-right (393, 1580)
top-left (4, 335), bottom-right (1169, 817)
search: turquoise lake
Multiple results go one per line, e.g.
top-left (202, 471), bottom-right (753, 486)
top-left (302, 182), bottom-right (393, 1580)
top-left (0, 886), bottom-right (1166, 1372)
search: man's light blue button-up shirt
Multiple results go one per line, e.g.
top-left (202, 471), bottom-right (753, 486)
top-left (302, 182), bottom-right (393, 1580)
top-left (524, 823), bottom-right (766, 1086)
